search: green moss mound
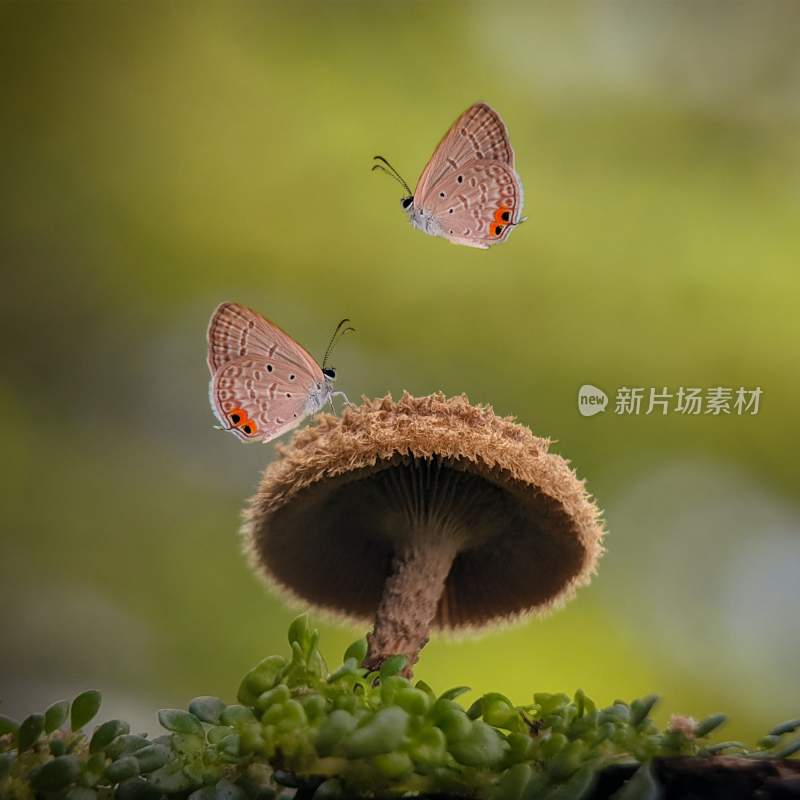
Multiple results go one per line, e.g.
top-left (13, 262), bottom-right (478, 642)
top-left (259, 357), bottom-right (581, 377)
top-left (1, 616), bottom-right (798, 799)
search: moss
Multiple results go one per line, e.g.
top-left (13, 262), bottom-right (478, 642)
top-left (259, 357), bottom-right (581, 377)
top-left (1, 616), bottom-right (798, 800)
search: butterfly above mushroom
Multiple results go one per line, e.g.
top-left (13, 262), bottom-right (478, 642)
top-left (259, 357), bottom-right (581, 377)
top-left (207, 302), bottom-right (352, 443)
top-left (374, 102), bottom-right (524, 249)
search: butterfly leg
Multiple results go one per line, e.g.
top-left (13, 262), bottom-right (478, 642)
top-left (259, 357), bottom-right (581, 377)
top-left (329, 391), bottom-right (352, 414)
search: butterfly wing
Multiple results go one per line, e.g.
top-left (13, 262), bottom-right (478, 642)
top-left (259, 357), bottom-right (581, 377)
top-left (414, 103), bottom-right (516, 201)
top-left (210, 356), bottom-right (322, 443)
top-left (207, 302), bottom-right (321, 378)
top-left (206, 303), bottom-right (328, 443)
top-left (423, 159), bottom-right (523, 249)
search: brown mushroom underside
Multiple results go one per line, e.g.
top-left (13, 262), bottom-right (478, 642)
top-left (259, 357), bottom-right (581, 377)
top-left (243, 393), bottom-right (605, 670)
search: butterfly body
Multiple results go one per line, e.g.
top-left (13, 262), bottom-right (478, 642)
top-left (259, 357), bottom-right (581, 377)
top-left (404, 202), bottom-right (445, 240)
top-left (377, 103), bottom-right (524, 249)
top-left (207, 303), bottom-right (347, 444)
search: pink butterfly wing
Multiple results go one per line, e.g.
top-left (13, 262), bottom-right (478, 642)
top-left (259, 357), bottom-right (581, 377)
top-left (207, 302), bottom-right (321, 378)
top-left (424, 159), bottom-right (524, 249)
top-left (206, 303), bottom-right (326, 443)
top-left (414, 103), bottom-right (516, 201)
top-left (210, 356), bottom-right (314, 442)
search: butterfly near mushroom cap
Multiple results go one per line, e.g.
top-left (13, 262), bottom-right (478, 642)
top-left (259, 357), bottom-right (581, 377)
top-left (374, 102), bottom-right (525, 249)
top-left (207, 302), bottom-right (352, 444)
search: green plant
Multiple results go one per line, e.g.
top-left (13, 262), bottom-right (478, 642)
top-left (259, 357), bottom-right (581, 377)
top-left (1, 616), bottom-right (798, 800)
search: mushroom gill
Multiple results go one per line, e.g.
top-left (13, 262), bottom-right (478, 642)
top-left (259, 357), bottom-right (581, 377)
top-left (242, 392), bottom-right (605, 672)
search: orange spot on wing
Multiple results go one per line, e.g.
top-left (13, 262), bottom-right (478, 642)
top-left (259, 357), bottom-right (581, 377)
top-left (494, 206), bottom-right (513, 224)
top-left (243, 419), bottom-right (258, 436)
top-left (488, 221), bottom-right (506, 238)
top-left (228, 407), bottom-right (246, 427)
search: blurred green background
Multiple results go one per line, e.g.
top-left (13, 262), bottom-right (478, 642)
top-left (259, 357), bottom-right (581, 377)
top-left (2, 1), bottom-right (799, 741)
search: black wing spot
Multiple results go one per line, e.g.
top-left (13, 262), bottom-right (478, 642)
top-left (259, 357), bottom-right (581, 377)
top-left (501, 211), bottom-right (511, 222)
top-left (457, 175), bottom-right (463, 183)
top-left (242, 425), bottom-right (252, 435)
top-left (439, 191), bottom-right (446, 198)
top-left (230, 413), bottom-right (240, 424)
top-left (286, 393), bottom-right (292, 398)
top-left (289, 374), bottom-right (296, 381)
top-left (494, 225), bottom-right (503, 236)
top-left (448, 208), bottom-right (454, 214)
top-left (267, 364), bottom-right (273, 372)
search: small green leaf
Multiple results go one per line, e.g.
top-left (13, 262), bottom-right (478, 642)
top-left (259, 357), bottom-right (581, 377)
top-left (219, 705), bottom-right (256, 727)
top-left (771, 738), bottom-right (800, 759)
top-left (188, 696), bottom-right (226, 724)
top-left (316, 709), bottom-right (357, 757)
top-left (255, 684), bottom-right (291, 712)
top-left (288, 614), bottom-right (312, 650)
top-left (574, 689), bottom-right (586, 718)
top-left (171, 733), bottom-right (204, 755)
top-left (218, 733), bottom-right (241, 757)
top-left (116, 777), bottom-right (162, 800)
top-left (327, 657), bottom-right (359, 683)
top-left (71, 690), bottom-right (102, 731)
top-left (44, 700), bottom-right (70, 734)
top-left (105, 756), bottom-right (141, 783)
top-left (157, 708), bottom-right (204, 736)
top-left (207, 725), bottom-right (234, 745)
top-left (373, 751), bottom-right (414, 779)
top-left (449, 720), bottom-right (508, 768)
top-left (31, 755), bottom-right (81, 792)
top-left (379, 654), bottom-right (407, 680)
top-left (431, 701), bottom-right (472, 743)
top-left (345, 707), bottom-right (410, 757)
top-left (769, 718), bottom-right (800, 737)
top-left (395, 687), bottom-right (431, 716)
top-left (630, 695), bottom-right (659, 726)
top-left (695, 713), bottom-right (727, 737)
top-left (313, 778), bottom-right (343, 800)
top-left (148, 760), bottom-right (195, 793)
top-left (0, 715), bottom-right (19, 738)
top-left (90, 719), bottom-right (130, 753)
top-left (440, 686), bottom-right (471, 701)
top-left (237, 656), bottom-right (286, 706)
top-left (408, 726), bottom-right (447, 767)
top-left (343, 637), bottom-right (368, 665)
top-left (134, 743), bottom-right (172, 773)
top-left (18, 713), bottom-right (45, 750)
top-left (106, 734), bottom-right (150, 759)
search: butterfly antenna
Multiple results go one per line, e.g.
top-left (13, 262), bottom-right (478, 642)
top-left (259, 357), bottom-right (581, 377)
top-left (322, 318), bottom-right (356, 369)
top-left (372, 155), bottom-right (413, 197)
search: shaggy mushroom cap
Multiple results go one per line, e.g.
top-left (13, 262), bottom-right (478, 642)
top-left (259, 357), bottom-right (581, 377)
top-left (243, 392), bottom-right (605, 671)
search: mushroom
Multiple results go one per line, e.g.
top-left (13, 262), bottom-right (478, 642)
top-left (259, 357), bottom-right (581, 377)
top-left (243, 393), bottom-right (605, 672)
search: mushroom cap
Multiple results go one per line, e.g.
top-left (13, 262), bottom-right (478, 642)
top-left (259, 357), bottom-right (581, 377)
top-left (242, 392), bottom-right (605, 632)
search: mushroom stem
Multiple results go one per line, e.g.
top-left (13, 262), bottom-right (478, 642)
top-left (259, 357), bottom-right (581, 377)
top-left (365, 531), bottom-right (460, 673)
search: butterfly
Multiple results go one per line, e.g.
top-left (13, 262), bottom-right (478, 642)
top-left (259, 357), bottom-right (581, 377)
top-left (373, 102), bottom-right (524, 249)
top-left (207, 302), bottom-right (352, 443)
